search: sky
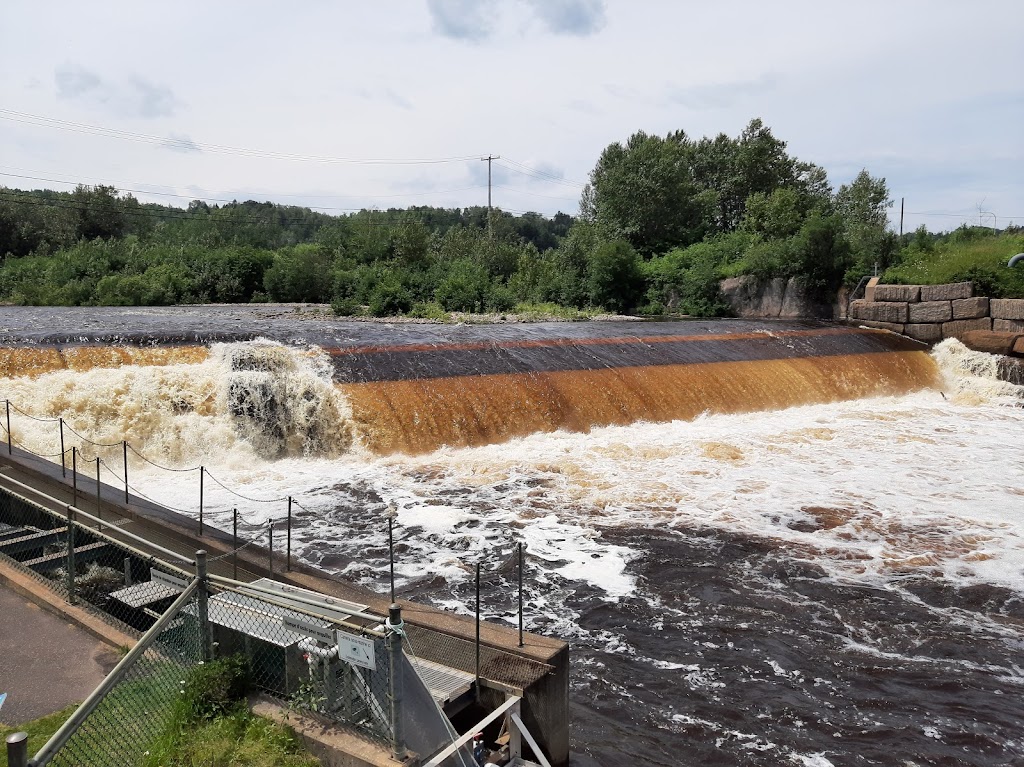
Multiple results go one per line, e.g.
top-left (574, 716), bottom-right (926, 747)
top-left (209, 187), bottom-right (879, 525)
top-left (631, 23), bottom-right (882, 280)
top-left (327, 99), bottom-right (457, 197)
top-left (1, 0), bottom-right (1022, 233)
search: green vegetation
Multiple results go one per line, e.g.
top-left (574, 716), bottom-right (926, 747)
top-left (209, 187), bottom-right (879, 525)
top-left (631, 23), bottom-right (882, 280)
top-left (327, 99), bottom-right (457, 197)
top-left (884, 227), bottom-right (1024, 298)
top-left (0, 704), bottom-right (77, 767)
top-left (0, 658), bottom-right (316, 767)
top-left (2, 118), bottom-right (1020, 315)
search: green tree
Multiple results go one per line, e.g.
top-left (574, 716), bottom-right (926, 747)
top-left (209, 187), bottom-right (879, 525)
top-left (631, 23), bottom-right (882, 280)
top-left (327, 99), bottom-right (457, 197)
top-left (587, 240), bottom-right (642, 312)
top-left (834, 169), bottom-right (893, 274)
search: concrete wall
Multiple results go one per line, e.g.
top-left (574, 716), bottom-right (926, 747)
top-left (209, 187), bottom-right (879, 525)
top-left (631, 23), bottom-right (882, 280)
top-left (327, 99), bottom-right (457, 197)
top-left (848, 282), bottom-right (1024, 344)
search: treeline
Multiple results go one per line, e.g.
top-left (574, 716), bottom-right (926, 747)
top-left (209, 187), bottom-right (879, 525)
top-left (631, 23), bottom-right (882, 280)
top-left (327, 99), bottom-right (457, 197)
top-left (2, 117), bottom-right (988, 314)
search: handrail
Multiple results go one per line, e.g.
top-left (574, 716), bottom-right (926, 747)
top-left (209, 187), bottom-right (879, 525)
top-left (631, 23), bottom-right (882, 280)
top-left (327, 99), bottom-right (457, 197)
top-left (423, 695), bottom-right (521, 767)
top-left (208, 572), bottom-right (384, 624)
top-left (0, 473), bottom-right (195, 567)
top-left (29, 579), bottom-right (200, 766)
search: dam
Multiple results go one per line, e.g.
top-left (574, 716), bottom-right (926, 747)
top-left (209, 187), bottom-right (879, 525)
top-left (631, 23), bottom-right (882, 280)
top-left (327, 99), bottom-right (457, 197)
top-left (2, 305), bottom-right (1024, 766)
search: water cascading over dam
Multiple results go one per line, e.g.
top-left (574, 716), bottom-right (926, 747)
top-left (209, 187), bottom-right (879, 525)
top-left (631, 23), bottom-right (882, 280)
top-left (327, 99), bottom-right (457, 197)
top-left (0, 319), bottom-right (941, 457)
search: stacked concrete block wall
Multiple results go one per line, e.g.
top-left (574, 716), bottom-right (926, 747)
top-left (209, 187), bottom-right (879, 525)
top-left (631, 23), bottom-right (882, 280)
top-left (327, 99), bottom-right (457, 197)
top-left (848, 281), bottom-right (1024, 345)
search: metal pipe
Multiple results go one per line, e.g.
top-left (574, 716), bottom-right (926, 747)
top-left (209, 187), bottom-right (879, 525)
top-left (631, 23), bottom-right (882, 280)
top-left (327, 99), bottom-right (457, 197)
top-left (65, 505), bottom-right (75, 605)
top-left (208, 573), bottom-right (383, 621)
top-left (122, 441), bottom-right (128, 505)
top-left (388, 515), bottom-right (395, 603)
top-left (95, 457), bottom-right (102, 532)
top-left (196, 550), bottom-right (211, 662)
top-left (518, 542), bottom-right (524, 648)
top-left (510, 711), bottom-right (552, 767)
top-left (1010, 253), bottom-right (1024, 268)
top-left (0, 475), bottom-right (195, 566)
top-left (286, 497), bottom-right (292, 572)
top-left (6, 732), bottom-right (28, 767)
top-left (268, 521), bottom-right (274, 577)
top-left (387, 603), bottom-right (406, 762)
top-left (232, 507), bottom-right (238, 580)
top-left (475, 561), bottom-right (481, 700)
top-left (29, 580), bottom-right (200, 766)
top-left (71, 447), bottom-right (77, 509)
top-left (198, 466), bottom-right (204, 537)
top-left (59, 418), bottom-right (65, 478)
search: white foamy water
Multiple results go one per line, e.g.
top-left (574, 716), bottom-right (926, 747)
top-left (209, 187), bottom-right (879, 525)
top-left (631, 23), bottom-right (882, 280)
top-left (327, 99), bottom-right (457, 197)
top-left (3, 338), bottom-right (1023, 604)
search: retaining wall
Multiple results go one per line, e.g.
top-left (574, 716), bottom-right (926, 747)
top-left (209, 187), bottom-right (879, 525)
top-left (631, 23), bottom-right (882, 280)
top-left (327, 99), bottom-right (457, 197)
top-left (849, 282), bottom-right (1024, 344)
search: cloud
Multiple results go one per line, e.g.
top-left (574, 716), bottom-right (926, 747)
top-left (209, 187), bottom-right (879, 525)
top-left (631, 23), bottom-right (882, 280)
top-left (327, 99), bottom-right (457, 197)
top-left (667, 74), bottom-right (779, 110)
top-left (161, 133), bottom-right (201, 154)
top-left (524, 0), bottom-right (606, 36)
top-left (54, 64), bottom-right (178, 118)
top-left (426, 0), bottom-right (498, 41)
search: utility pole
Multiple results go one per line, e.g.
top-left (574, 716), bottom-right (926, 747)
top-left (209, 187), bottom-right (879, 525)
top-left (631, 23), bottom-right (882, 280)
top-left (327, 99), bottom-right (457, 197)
top-left (899, 197), bottom-right (904, 240)
top-left (481, 155), bottom-right (500, 236)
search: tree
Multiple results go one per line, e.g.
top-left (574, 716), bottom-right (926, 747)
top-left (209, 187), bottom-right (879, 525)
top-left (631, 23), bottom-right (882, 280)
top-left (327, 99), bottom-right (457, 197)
top-left (835, 169), bottom-right (893, 273)
top-left (587, 240), bottom-right (642, 312)
top-left (581, 131), bottom-right (711, 255)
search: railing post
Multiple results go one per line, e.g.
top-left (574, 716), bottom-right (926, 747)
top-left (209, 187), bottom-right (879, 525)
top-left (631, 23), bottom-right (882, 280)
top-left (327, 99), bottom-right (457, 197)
top-left (59, 418), bottom-right (65, 477)
top-left (123, 440), bottom-right (129, 505)
top-left (95, 456), bottom-right (102, 532)
top-left (388, 513), bottom-right (396, 603)
top-left (232, 508), bottom-right (238, 580)
top-left (195, 550), bottom-right (211, 662)
top-left (387, 604), bottom-right (406, 762)
top-left (71, 447), bottom-right (78, 511)
top-left (198, 466), bottom-right (204, 537)
top-left (518, 541), bottom-right (524, 648)
top-left (286, 497), bottom-right (292, 572)
top-left (5, 400), bottom-right (11, 455)
top-left (475, 561), bottom-right (481, 702)
top-left (65, 505), bottom-right (76, 605)
top-left (268, 521), bottom-right (274, 577)
top-left (5, 731), bottom-right (28, 767)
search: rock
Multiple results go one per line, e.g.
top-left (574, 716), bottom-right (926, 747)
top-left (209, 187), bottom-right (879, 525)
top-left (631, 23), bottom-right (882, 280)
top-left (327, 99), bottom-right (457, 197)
top-left (850, 301), bottom-right (908, 323)
top-left (719, 276), bottom-right (832, 318)
top-left (1014, 337), bottom-right (1024, 357)
top-left (942, 317), bottom-right (992, 339)
top-left (907, 301), bottom-right (952, 323)
top-left (874, 284), bottom-right (921, 302)
top-left (994, 318), bottom-right (1024, 333)
top-left (990, 298), bottom-right (1024, 320)
top-left (903, 323), bottom-right (943, 344)
top-left (959, 330), bottom-right (1021, 356)
top-left (951, 296), bottom-right (989, 319)
top-left (920, 282), bottom-right (973, 301)
top-left (854, 320), bottom-right (905, 333)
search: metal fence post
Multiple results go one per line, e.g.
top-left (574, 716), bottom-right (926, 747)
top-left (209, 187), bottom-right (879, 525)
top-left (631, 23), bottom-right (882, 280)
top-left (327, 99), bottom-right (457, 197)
top-left (388, 515), bottom-right (396, 603)
top-left (95, 457), bottom-right (102, 532)
top-left (71, 447), bottom-right (77, 508)
top-left (123, 440), bottom-right (129, 504)
top-left (286, 497), bottom-right (292, 572)
top-left (198, 466), bottom-right (204, 537)
top-left (232, 508), bottom-right (238, 580)
top-left (59, 417), bottom-right (65, 477)
top-left (65, 505), bottom-right (76, 605)
top-left (268, 521), bottom-right (274, 576)
top-left (5, 731), bottom-right (28, 767)
top-left (195, 549), bottom-right (211, 662)
top-left (5, 400), bottom-right (11, 455)
top-left (518, 541), bottom-right (524, 648)
top-left (475, 561), bottom-right (481, 701)
top-left (387, 604), bottom-right (406, 762)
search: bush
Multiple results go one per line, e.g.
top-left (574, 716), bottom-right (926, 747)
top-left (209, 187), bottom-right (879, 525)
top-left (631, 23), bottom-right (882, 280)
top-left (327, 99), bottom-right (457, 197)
top-left (368, 278), bottom-right (412, 316)
top-left (179, 655), bottom-right (251, 723)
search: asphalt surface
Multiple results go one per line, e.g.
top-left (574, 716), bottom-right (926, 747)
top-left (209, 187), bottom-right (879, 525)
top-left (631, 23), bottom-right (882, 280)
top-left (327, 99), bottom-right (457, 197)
top-left (0, 587), bottom-right (119, 726)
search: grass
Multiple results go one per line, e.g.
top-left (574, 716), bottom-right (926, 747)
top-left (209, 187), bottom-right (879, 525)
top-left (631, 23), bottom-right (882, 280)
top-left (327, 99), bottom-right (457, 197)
top-left (0, 704), bottom-right (76, 767)
top-left (884, 231), bottom-right (1024, 297)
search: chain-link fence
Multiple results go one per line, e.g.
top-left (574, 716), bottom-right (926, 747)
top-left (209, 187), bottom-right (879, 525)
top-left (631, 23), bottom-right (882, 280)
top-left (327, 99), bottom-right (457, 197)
top-left (31, 582), bottom-right (204, 767)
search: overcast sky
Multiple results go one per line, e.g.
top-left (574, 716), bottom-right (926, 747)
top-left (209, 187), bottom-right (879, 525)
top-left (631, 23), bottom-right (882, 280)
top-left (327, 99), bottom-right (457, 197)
top-left (1, 0), bottom-right (1021, 233)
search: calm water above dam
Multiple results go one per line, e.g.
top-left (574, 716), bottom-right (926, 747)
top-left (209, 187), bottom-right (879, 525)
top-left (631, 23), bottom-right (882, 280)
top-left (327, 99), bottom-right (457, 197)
top-left (1, 306), bottom-right (1023, 766)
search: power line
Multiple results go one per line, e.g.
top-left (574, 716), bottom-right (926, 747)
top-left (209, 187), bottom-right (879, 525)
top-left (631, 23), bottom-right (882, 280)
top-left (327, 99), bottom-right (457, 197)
top-left (497, 158), bottom-right (587, 188)
top-left (0, 109), bottom-right (484, 166)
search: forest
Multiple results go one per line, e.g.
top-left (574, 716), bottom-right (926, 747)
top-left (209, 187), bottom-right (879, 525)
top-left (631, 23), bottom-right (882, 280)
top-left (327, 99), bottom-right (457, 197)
top-left (1, 118), bottom-right (1019, 315)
